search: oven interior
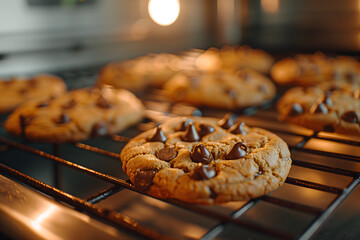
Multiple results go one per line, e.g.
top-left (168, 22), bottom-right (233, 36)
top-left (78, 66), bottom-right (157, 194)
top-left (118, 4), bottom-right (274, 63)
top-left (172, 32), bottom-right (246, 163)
top-left (0, 1), bottom-right (360, 240)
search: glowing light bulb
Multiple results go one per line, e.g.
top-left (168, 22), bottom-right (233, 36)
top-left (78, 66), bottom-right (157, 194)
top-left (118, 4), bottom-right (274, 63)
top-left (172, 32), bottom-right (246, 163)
top-left (148, 0), bottom-right (180, 26)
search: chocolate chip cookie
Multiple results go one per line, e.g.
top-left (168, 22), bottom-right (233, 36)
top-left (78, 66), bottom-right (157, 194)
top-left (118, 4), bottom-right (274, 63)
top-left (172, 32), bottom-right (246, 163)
top-left (277, 81), bottom-right (360, 136)
top-left (120, 116), bottom-right (291, 204)
top-left (0, 74), bottom-right (66, 114)
top-left (193, 45), bottom-right (275, 74)
top-left (270, 52), bottom-right (360, 86)
top-left (5, 86), bottom-right (144, 143)
top-left (96, 53), bottom-right (181, 91)
top-left (163, 69), bottom-right (276, 109)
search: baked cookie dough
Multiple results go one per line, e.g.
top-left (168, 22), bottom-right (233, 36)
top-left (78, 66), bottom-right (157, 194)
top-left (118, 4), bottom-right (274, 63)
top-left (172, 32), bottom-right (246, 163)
top-left (120, 116), bottom-right (292, 204)
top-left (163, 69), bottom-right (276, 109)
top-left (270, 52), bottom-right (360, 86)
top-left (96, 53), bottom-right (181, 91)
top-left (0, 74), bottom-right (66, 114)
top-left (5, 86), bottom-right (144, 143)
top-left (192, 45), bottom-right (274, 74)
top-left (277, 81), bottom-right (360, 136)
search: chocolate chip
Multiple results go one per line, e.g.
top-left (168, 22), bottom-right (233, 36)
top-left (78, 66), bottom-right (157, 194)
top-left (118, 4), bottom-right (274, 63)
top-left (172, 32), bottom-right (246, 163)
top-left (218, 114), bottom-right (235, 129)
top-left (191, 164), bottom-right (216, 180)
top-left (341, 111), bottom-right (359, 123)
top-left (225, 142), bottom-right (247, 160)
top-left (148, 127), bottom-right (167, 142)
top-left (182, 122), bottom-right (200, 142)
top-left (225, 88), bottom-right (237, 100)
top-left (327, 85), bottom-right (341, 92)
top-left (62, 99), bottom-right (77, 109)
top-left (230, 122), bottom-right (246, 135)
top-left (91, 122), bottom-right (107, 137)
top-left (36, 102), bottom-right (48, 108)
top-left (56, 113), bottom-right (70, 124)
top-left (96, 95), bottom-right (113, 109)
top-left (198, 124), bottom-right (215, 137)
top-left (345, 72), bottom-right (357, 83)
top-left (189, 75), bottom-right (200, 88)
top-left (209, 188), bottom-right (217, 199)
top-left (238, 71), bottom-right (251, 82)
top-left (133, 169), bottom-right (156, 191)
top-left (322, 93), bottom-right (333, 106)
top-left (156, 147), bottom-right (177, 161)
top-left (258, 85), bottom-right (268, 93)
top-left (179, 119), bottom-right (193, 131)
top-left (191, 144), bottom-right (214, 164)
top-left (323, 124), bottom-right (335, 132)
top-left (288, 103), bottom-right (303, 116)
top-left (309, 102), bottom-right (328, 114)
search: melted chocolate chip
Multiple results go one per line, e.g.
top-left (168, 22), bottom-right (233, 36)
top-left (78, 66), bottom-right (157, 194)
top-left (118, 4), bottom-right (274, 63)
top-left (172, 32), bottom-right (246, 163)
top-left (218, 114), bottom-right (235, 129)
top-left (341, 111), bottom-right (359, 123)
top-left (62, 99), bottom-right (77, 109)
top-left (191, 164), bottom-right (216, 180)
top-left (179, 119), bottom-right (192, 131)
top-left (182, 122), bottom-right (200, 142)
top-left (148, 127), bottom-right (167, 142)
top-left (327, 85), bottom-right (341, 92)
top-left (309, 102), bottom-right (328, 114)
top-left (288, 103), bottom-right (303, 116)
top-left (91, 122), bottom-right (107, 137)
top-left (230, 122), bottom-right (246, 135)
top-left (96, 96), bottom-right (113, 109)
top-left (191, 144), bottom-right (214, 164)
top-left (323, 124), bottom-right (335, 132)
top-left (198, 124), bottom-right (215, 137)
top-left (225, 142), bottom-right (247, 160)
top-left (133, 169), bottom-right (156, 191)
top-left (56, 113), bottom-right (70, 124)
top-left (209, 188), bottom-right (217, 199)
top-left (156, 147), bottom-right (177, 161)
top-left (238, 71), bottom-right (251, 82)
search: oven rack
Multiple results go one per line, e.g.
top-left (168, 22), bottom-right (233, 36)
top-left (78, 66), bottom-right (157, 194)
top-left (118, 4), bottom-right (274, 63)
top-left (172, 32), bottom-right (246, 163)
top-left (0, 100), bottom-right (359, 240)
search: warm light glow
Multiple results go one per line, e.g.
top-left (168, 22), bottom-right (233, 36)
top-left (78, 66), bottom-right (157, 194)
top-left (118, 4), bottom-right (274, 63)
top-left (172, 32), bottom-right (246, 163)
top-left (32, 206), bottom-right (56, 231)
top-left (148, 0), bottom-right (180, 26)
top-left (261, 0), bottom-right (279, 14)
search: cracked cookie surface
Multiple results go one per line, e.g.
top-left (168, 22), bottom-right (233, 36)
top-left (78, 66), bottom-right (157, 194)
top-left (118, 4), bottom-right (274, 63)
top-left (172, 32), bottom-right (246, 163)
top-left (277, 81), bottom-right (360, 136)
top-left (5, 86), bottom-right (144, 143)
top-left (0, 74), bottom-right (66, 114)
top-left (120, 116), bottom-right (291, 204)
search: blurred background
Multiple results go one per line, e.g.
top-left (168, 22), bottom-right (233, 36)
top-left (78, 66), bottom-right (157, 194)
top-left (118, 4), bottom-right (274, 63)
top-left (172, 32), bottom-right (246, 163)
top-left (1, 0), bottom-right (360, 76)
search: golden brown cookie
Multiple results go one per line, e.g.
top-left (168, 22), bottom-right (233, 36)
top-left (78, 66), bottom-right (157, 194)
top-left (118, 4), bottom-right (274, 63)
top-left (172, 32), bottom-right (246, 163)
top-left (192, 45), bottom-right (274, 74)
top-left (96, 53), bottom-right (181, 91)
top-left (0, 75), bottom-right (66, 114)
top-left (163, 69), bottom-right (276, 109)
top-left (5, 86), bottom-right (144, 143)
top-left (120, 116), bottom-right (292, 204)
top-left (270, 52), bottom-right (360, 86)
top-left (277, 81), bottom-right (360, 136)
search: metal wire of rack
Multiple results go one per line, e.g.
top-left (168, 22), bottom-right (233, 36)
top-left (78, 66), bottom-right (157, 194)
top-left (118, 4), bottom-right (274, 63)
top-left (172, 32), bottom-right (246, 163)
top-left (0, 69), bottom-right (359, 240)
